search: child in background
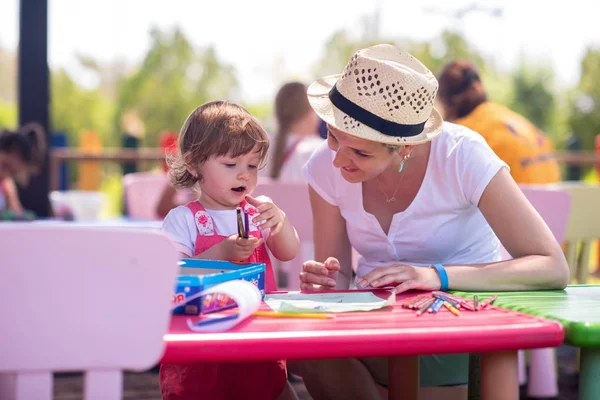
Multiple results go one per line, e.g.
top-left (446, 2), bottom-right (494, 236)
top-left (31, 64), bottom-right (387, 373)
top-left (269, 81), bottom-right (323, 182)
top-left (160, 101), bottom-right (300, 400)
top-left (0, 123), bottom-right (46, 219)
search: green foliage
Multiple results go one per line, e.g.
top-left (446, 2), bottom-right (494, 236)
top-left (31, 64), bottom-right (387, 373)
top-left (402, 30), bottom-right (487, 76)
top-left (312, 31), bottom-right (382, 78)
top-left (507, 60), bottom-right (559, 138)
top-left (568, 47), bottom-right (600, 150)
top-left (115, 27), bottom-right (238, 146)
top-left (0, 100), bottom-right (17, 129)
top-left (51, 69), bottom-right (116, 146)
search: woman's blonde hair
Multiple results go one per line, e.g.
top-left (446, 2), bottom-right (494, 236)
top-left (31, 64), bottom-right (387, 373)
top-left (270, 82), bottom-right (312, 179)
top-left (168, 101), bottom-right (269, 188)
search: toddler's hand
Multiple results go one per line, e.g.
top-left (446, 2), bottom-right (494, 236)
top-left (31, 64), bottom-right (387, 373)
top-left (245, 195), bottom-right (286, 236)
top-left (219, 234), bottom-right (263, 262)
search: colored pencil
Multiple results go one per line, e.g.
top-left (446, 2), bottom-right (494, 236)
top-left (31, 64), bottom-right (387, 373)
top-left (416, 298), bottom-right (436, 316)
top-left (252, 311), bottom-right (335, 319)
top-left (403, 294), bottom-right (428, 308)
top-left (412, 296), bottom-right (434, 309)
top-left (474, 295), bottom-right (480, 310)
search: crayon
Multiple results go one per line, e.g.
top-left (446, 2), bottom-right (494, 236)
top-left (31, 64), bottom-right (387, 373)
top-left (416, 298), bottom-right (436, 316)
top-left (443, 301), bottom-right (461, 316)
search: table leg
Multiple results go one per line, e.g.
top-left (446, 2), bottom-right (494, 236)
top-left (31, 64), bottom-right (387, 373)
top-left (579, 347), bottom-right (600, 400)
top-left (468, 353), bottom-right (481, 400)
top-left (481, 351), bottom-right (518, 400)
top-left (388, 356), bottom-right (419, 400)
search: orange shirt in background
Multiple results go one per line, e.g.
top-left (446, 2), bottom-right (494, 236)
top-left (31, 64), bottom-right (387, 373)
top-left (454, 102), bottom-right (560, 184)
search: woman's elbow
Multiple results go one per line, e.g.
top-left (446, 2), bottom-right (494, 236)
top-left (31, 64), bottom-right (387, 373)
top-left (547, 252), bottom-right (570, 289)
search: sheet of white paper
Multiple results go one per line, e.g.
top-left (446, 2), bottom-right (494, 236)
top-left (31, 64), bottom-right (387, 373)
top-left (183, 280), bottom-right (262, 332)
top-left (264, 290), bottom-right (395, 313)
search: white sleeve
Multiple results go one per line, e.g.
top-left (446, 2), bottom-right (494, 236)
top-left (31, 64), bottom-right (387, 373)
top-left (161, 206), bottom-right (197, 257)
top-left (457, 133), bottom-right (508, 206)
top-left (301, 141), bottom-right (338, 205)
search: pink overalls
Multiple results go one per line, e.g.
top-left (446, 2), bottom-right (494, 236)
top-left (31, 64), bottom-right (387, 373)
top-left (159, 200), bottom-right (286, 400)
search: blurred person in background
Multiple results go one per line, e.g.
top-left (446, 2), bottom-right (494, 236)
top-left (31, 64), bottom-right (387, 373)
top-left (437, 60), bottom-right (560, 184)
top-left (269, 82), bottom-right (324, 182)
top-left (0, 123), bottom-right (46, 220)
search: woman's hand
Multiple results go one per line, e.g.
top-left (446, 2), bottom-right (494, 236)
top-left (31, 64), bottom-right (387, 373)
top-left (355, 264), bottom-right (441, 293)
top-left (245, 195), bottom-right (286, 236)
top-left (300, 257), bottom-right (341, 291)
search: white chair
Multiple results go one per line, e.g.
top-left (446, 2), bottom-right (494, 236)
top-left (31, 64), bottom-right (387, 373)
top-left (122, 172), bottom-right (170, 220)
top-left (0, 225), bottom-right (179, 400)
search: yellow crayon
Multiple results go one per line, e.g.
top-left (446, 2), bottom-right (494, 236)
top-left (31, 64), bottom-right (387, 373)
top-left (252, 311), bottom-right (335, 319)
top-left (443, 301), bottom-right (461, 316)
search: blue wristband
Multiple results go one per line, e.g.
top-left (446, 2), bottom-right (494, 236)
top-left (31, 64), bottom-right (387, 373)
top-left (431, 263), bottom-right (448, 291)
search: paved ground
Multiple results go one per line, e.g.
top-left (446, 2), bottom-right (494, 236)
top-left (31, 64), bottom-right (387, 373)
top-left (54, 345), bottom-right (579, 399)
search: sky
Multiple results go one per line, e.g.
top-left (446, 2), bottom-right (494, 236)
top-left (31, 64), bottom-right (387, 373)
top-left (0, 0), bottom-right (598, 103)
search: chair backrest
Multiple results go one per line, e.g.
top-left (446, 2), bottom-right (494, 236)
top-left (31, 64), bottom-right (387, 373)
top-left (122, 172), bottom-right (169, 220)
top-left (552, 182), bottom-right (600, 241)
top-left (546, 182), bottom-right (600, 283)
top-left (254, 179), bottom-right (312, 289)
top-left (519, 185), bottom-right (572, 243)
top-left (500, 185), bottom-right (572, 260)
top-left (0, 225), bottom-right (179, 373)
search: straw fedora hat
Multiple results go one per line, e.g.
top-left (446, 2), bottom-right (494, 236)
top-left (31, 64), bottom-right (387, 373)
top-left (308, 44), bottom-right (443, 145)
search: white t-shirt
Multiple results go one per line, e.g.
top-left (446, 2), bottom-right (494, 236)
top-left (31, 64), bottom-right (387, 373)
top-left (162, 197), bottom-right (271, 257)
top-left (302, 122), bottom-right (508, 277)
top-left (268, 133), bottom-right (324, 183)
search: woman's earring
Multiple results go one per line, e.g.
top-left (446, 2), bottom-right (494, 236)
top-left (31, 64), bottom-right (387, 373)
top-left (398, 154), bottom-right (410, 173)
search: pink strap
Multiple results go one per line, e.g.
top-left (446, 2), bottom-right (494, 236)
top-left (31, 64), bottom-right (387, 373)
top-left (186, 201), bottom-right (218, 237)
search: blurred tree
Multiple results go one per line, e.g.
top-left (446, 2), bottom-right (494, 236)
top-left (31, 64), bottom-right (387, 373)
top-left (508, 59), bottom-right (558, 136)
top-left (0, 100), bottom-right (17, 129)
top-left (568, 47), bottom-right (600, 150)
top-left (51, 69), bottom-right (115, 147)
top-left (312, 31), bottom-right (381, 78)
top-left (116, 27), bottom-right (238, 146)
top-left (403, 30), bottom-right (487, 75)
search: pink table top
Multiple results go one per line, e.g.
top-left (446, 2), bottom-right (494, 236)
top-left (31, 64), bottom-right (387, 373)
top-left (161, 290), bottom-right (564, 364)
